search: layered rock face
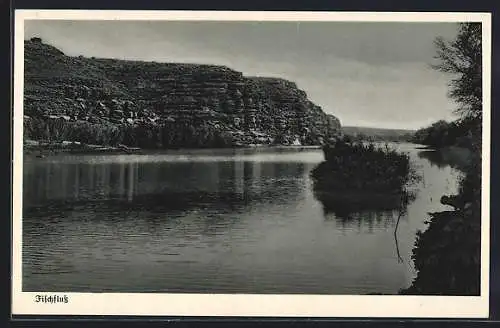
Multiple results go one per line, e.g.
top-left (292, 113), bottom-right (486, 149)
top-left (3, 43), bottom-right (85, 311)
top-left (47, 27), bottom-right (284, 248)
top-left (24, 38), bottom-right (341, 147)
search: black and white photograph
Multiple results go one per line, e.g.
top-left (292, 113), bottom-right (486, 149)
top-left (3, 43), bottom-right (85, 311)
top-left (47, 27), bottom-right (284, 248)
top-left (12, 10), bottom-right (491, 317)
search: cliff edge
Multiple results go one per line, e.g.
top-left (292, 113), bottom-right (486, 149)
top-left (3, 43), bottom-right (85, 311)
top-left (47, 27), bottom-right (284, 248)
top-left (23, 37), bottom-right (342, 148)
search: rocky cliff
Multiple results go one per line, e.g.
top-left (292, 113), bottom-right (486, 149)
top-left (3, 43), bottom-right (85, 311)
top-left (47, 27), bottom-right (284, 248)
top-left (23, 37), bottom-right (342, 147)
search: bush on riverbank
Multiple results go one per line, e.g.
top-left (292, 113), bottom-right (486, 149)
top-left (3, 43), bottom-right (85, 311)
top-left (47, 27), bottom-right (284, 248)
top-left (311, 138), bottom-right (416, 194)
top-left (310, 138), bottom-right (417, 214)
top-left (400, 210), bottom-right (481, 295)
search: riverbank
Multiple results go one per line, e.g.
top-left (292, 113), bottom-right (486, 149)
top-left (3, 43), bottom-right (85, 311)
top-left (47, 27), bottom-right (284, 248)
top-left (23, 139), bottom-right (322, 157)
top-left (24, 140), bottom-right (142, 156)
top-left (400, 206), bottom-right (481, 295)
top-left (400, 145), bottom-right (480, 295)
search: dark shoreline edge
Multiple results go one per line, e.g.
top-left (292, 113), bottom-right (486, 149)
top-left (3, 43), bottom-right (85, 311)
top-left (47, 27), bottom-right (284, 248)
top-left (400, 144), bottom-right (480, 296)
top-left (23, 142), bottom-right (323, 157)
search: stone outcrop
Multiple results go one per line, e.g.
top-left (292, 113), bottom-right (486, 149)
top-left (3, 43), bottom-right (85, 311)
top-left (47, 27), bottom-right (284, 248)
top-left (24, 37), bottom-right (342, 146)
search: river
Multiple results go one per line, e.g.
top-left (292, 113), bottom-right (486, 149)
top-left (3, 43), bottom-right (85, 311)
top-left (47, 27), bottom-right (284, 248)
top-left (22, 143), bottom-right (464, 294)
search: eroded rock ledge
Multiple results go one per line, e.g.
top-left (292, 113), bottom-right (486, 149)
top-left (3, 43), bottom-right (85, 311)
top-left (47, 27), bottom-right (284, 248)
top-left (24, 37), bottom-right (342, 147)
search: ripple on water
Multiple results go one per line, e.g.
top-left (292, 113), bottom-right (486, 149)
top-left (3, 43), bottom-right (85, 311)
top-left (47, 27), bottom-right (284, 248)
top-left (22, 144), bottom-right (463, 294)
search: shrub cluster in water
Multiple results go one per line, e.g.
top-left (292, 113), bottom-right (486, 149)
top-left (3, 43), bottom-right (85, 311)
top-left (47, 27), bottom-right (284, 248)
top-left (311, 138), bottom-right (414, 194)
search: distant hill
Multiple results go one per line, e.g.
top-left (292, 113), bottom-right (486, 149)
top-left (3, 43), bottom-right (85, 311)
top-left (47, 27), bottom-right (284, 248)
top-left (342, 126), bottom-right (416, 142)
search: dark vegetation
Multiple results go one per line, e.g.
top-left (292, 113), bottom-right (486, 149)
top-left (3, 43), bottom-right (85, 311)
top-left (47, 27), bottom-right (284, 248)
top-left (311, 136), bottom-right (417, 215)
top-left (400, 22), bottom-right (482, 295)
top-left (342, 126), bottom-right (415, 143)
top-left (24, 116), bottom-right (241, 150)
top-left (412, 116), bottom-right (481, 149)
top-left (23, 38), bottom-right (341, 152)
top-left (312, 138), bottom-right (414, 194)
top-left (401, 151), bottom-right (481, 295)
top-left (23, 23), bottom-right (483, 295)
top-left (310, 23), bottom-right (482, 295)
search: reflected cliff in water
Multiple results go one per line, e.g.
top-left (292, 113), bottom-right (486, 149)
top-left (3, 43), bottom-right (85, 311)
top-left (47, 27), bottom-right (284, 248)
top-left (24, 159), bottom-right (306, 216)
top-left (22, 145), bottom-right (464, 294)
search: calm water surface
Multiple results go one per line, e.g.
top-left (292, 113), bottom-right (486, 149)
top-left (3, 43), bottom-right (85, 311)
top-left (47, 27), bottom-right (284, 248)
top-left (22, 143), bottom-right (463, 294)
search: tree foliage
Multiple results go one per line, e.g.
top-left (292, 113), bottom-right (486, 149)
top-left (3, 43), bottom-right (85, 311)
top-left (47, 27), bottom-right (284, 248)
top-left (412, 118), bottom-right (479, 149)
top-left (432, 23), bottom-right (482, 120)
top-left (401, 23), bottom-right (483, 296)
top-left (413, 23), bottom-right (483, 150)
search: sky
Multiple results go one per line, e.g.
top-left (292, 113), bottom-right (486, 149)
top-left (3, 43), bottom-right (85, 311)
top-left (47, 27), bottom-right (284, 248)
top-left (24, 20), bottom-right (461, 130)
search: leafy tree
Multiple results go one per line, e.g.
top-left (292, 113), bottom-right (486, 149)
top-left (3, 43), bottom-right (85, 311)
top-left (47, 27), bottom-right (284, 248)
top-left (432, 23), bottom-right (482, 120)
top-left (413, 24), bottom-right (483, 149)
top-left (401, 22), bottom-right (484, 296)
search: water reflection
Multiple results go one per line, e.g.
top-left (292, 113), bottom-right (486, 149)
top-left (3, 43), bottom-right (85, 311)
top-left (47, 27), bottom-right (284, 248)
top-left (323, 208), bottom-right (406, 230)
top-left (417, 148), bottom-right (471, 171)
top-left (23, 158), bottom-right (312, 259)
top-left (23, 160), bottom-right (306, 212)
top-left (310, 142), bottom-right (419, 223)
top-left (314, 190), bottom-right (414, 219)
top-left (22, 145), bottom-right (464, 294)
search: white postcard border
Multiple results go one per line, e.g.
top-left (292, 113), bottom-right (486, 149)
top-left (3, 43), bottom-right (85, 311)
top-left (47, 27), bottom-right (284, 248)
top-left (12, 10), bottom-right (492, 318)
